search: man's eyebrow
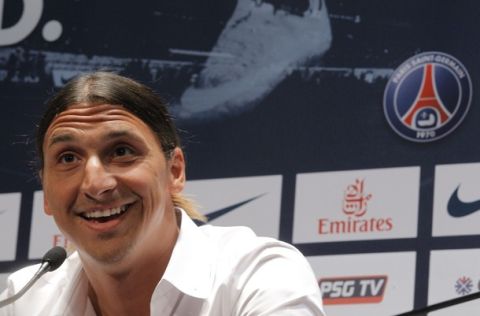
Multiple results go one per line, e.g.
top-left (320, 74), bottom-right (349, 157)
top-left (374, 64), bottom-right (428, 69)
top-left (105, 130), bottom-right (143, 141)
top-left (48, 134), bottom-right (75, 147)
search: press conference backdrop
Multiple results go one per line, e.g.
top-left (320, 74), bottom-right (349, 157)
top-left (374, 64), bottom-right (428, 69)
top-left (1, 0), bottom-right (480, 315)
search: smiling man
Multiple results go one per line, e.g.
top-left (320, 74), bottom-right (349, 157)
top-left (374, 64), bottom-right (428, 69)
top-left (0, 72), bottom-right (325, 316)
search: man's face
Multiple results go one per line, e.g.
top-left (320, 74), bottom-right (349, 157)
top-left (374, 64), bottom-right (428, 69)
top-left (41, 103), bottom-right (185, 265)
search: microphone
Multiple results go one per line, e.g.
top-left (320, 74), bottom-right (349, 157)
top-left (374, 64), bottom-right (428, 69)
top-left (393, 291), bottom-right (480, 315)
top-left (0, 246), bottom-right (67, 308)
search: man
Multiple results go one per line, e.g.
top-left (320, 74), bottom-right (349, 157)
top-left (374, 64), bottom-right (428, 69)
top-left (0, 72), bottom-right (325, 315)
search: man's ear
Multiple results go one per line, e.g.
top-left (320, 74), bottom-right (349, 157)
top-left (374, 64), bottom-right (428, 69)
top-left (169, 147), bottom-right (186, 194)
top-left (39, 171), bottom-right (53, 216)
top-left (44, 195), bottom-right (53, 216)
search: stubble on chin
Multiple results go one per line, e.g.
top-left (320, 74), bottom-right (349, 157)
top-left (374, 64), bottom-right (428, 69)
top-left (84, 234), bottom-right (136, 266)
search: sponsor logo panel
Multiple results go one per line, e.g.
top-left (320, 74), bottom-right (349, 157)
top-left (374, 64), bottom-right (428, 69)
top-left (454, 276), bottom-right (474, 296)
top-left (293, 167), bottom-right (420, 243)
top-left (319, 275), bottom-right (387, 305)
top-left (183, 175), bottom-right (282, 238)
top-left (383, 51), bottom-right (472, 142)
top-left (0, 192), bottom-right (21, 261)
top-left (429, 249), bottom-right (480, 315)
top-left (433, 162), bottom-right (480, 237)
top-left (29, 191), bottom-right (74, 259)
top-left (309, 252), bottom-right (416, 316)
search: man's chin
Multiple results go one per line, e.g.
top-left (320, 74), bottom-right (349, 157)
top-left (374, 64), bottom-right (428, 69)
top-left (81, 242), bottom-right (134, 267)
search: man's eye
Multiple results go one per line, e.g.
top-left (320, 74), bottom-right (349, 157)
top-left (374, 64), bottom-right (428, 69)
top-left (59, 153), bottom-right (77, 164)
top-left (113, 146), bottom-right (134, 157)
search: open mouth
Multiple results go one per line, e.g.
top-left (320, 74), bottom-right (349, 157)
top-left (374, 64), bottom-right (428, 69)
top-left (80, 204), bottom-right (131, 223)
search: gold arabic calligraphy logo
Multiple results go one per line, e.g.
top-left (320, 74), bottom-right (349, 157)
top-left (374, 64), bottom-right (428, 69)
top-left (342, 179), bottom-right (372, 217)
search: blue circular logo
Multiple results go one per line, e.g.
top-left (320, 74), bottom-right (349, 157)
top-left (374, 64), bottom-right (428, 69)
top-left (384, 52), bottom-right (472, 142)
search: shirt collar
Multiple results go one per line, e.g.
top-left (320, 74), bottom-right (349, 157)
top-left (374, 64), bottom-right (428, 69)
top-left (157, 208), bottom-right (215, 299)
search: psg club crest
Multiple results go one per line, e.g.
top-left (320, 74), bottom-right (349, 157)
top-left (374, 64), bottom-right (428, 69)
top-left (383, 52), bottom-right (472, 142)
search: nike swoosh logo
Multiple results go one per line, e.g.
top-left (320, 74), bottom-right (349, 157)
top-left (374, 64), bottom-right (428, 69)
top-left (195, 194), bottom-right (265, 225)
top-left (447, 185), bottom-right (480, 217)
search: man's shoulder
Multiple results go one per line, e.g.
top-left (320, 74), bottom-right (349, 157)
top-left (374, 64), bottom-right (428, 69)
top-left (194, 224), bottom-right (325, 315)
top-left (198, 224), bottom-right (303, 266)
top-left (3, 251), bottom-right (83, 302)
top-left (1, 252), bottom-right (86, 315)
top-left (199, 223), bottom-right (257, 241)
top-left (199, 224), bottom-right (281, 247)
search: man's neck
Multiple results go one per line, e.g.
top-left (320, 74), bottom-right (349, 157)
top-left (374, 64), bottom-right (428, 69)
top-left (82, 209), bottom-right (181, 316)
top-left (86, 263), bottom-right (164, 316)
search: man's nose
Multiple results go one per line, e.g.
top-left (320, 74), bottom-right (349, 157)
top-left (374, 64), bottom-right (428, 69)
top-left (81, 156), bottom-right (117, 200)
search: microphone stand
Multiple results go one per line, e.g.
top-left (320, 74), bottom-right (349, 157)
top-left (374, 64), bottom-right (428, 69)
top-left (0, 246), bottom-right (66, 308)
top-left (394, 291), bottom-right (480, 316)
top-left (0, 261), bottom-right (50, 308)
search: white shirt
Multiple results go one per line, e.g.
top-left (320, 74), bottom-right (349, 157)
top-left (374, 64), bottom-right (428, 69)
top-left (0, 210), bottom-right (325, 315)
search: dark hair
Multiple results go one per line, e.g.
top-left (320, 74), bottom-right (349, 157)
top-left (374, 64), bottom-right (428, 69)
top-left (36, 71), bottom-right (206, 221)
top-left (36, 71), bottom-right (180, 169)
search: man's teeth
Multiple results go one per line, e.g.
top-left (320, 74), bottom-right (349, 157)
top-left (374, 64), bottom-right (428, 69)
top-left (84, 205), bottom-right (127, 219)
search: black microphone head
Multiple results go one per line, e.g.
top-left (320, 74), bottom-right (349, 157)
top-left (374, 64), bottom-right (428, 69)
top-left (41, 246), bottom-right (67, 272)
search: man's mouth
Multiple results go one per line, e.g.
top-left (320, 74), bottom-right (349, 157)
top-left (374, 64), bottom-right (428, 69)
top-left (80, 204), bottom-right (130, 223)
